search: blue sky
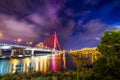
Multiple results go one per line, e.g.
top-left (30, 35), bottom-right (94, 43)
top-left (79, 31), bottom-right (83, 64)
top-left (0, 0), bottom-right (119, 50)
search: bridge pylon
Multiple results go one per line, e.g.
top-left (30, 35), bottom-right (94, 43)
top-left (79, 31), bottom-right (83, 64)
top-left (43, 32), bottom-right (61, 51)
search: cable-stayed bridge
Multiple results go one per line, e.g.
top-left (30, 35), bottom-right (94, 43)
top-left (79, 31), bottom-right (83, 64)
top-left (0, 32), bottom-right (64, 58)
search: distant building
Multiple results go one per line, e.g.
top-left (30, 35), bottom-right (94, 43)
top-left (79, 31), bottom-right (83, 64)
top-left (69, 47), bottom-right (101, 64)
top-left (35, 42), bottom-right (44, 48)
top-left (35, 42), bottom-right (51, 49)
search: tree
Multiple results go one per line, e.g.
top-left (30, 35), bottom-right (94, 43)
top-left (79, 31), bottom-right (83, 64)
top-left (92, 30), bottom-right (120, 79)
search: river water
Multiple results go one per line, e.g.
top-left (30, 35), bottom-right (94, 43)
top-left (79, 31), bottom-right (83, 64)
top-left (0, 53), bottom-right (77, 75)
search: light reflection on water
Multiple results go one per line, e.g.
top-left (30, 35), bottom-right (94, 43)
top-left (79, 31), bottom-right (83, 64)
top-left (0, 53), bottom-right (69, 75)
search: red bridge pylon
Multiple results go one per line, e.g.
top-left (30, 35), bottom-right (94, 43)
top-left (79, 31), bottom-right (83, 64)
top-left (43, 32), bottom-right (61, 50)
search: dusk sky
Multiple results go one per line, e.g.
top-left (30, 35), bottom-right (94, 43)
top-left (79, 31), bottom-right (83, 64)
top-left (0, 0), bottom-right (120, 50)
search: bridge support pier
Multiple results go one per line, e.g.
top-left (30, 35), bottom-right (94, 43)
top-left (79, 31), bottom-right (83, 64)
top-left (31, 50), bottom-right (34, 56)
top-left (11, 50), bottom-right (14, 57)
top-left (52, 50), bottom-right (55, 54)
top-left (0, 49), bottom-right (1, 56)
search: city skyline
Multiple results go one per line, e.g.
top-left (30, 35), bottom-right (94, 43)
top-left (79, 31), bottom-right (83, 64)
top-left (0, 0), bottom-right (120, 50)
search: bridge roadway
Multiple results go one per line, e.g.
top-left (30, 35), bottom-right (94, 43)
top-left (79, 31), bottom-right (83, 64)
top-left (0, 43), bottom-right (64, 58)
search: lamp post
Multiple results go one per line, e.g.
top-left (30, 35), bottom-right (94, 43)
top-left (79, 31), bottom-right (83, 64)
top-left (14, 38), bottom-right (22, 45)
top-left (26, 41), bottom-right (33, 47)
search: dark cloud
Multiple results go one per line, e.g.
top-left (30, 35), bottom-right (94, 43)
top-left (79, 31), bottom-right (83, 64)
top-left (0, 0), bottom-right (66, 43)
top-left (63, 19), bottom-right (107, 50)
top-left (0, 14), bottom-right (37, 43)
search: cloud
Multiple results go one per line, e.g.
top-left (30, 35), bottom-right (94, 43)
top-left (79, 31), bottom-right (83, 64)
top-left (84, 0), bottom-right (99, 5)
top-left (80, 19), bottom-right (106, 41)
top-left (0, 14), bottom-right (37, 43)
top-left (114, 25), bottom-right (120, 30)
top-left (0, 0), bottom-right (67, 45)
top-left (28, 13), bottom-right (46, 26)
top-left (83, 19), bottom-right (106, 34)
top-left (95, 37), bottom-right (100, 40)
top-left (58, 20), bottom-right (75, 38)
top-left (63, 19), bottom-right (107, 50)
top-left (0, 0), bottom-right (66, 16)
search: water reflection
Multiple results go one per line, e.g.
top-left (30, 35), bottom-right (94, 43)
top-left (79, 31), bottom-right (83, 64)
top-left (0, 60), bottom-right (9, 75)
top-left (31, 56), bottom-right (49, 72)
top-left (22, 58), bottom-right (31, 73)
top-left (9, 59), bottom-right (19, 73)
top-left (0, 53), bottom-right (69, 75)
top-left (63, 53), bottom-right (66, 69)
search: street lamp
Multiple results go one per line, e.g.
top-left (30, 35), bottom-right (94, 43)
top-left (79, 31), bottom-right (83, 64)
top-left (26, 41), bottom-right (33, 46)
top-left (14, 38), bottom-right (22, 45)
top-left (29, 42), bottom-right (33, 45)
top-left (17, 38), bottom-right (22, 42)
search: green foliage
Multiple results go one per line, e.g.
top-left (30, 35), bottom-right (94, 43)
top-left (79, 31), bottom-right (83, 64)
top-left (93, 30), bottom-right (120, 79)
top-left (0, 70), bottom-right (93, 80)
